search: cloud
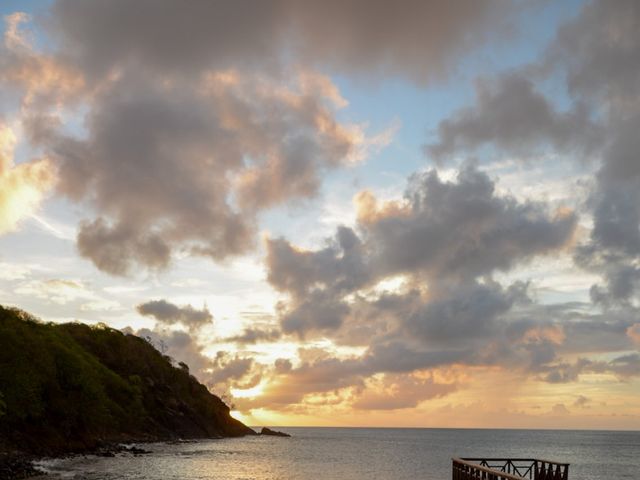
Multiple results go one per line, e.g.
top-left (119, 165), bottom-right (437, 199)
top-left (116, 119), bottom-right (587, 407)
top-left (0, 261), bottom-right (35, 280)
top-left (3, 12), bottom-right (386, 276)
top-left (549, 0), bottom-right (640, 105)
top-left (31, 69), bottom-right (362, 275)
top-left (552, 2), bottom-right (640, 311)
top-left (223, 327), bottom-right (281, 345)
top-left (136, 299), bottom-right (213, 329)
top-left (130, 327), bottom-right (260, 397)
top-left (404, 281), bottom-right (527, 347)
top-left (0, 123), bottom-right (56, 235)
top-left (132, 301), bottom-right (266, 397)
top-left (267, 165), bottom-right (576, 337)
top-left (419, 1), bottom-right (640, 324)
top-left (0, 12), bottom-right (83, 108)
top-left (4, 0), bottom-right (639, 419)
top-left (575, 130), bottom-right (640, 310)
top-left (628, 324), bottom-right (640, 345)
top-left (49, 0), bottom-right (513, 84)
top-left (266, 225), bottom-right (369, 298)
top-left (13, 277), bottom-right (120, 312)
top-left (0, 1), bottom-right (520, 276)
top-left (425, 74), bottom-right (603, 162)
top-left (361, 166), bottom-right (577, 279)
top-left (132, 327), bottom-right (212, 377)
top-left (540, 354), bottom-right (640, 383)
top-left (231, 293), bottom-right (636, 413)
top-left (209, 353), bottom-right (254, 386)
top-left (408, 0), bottom-right (640, 335)
top-left (550, 403), bottom-right (569, 416)
top-left (279, 290), bottom-right (350, 336)
top-left (573, 395), bottom-right (591, 408)
top-left (352, 373), bottom-right (456, 410)
top-left (252, 162), bottom-right (624, 406)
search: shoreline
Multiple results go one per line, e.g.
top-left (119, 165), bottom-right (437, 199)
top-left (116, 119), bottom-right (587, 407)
top-left (3, 428), bottom-right (288, 480)
top-left (1, 437), bottom-right (220, 480)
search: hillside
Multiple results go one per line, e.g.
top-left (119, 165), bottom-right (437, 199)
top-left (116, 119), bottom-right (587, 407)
top-left (0, 305), bottom-right (254, 455)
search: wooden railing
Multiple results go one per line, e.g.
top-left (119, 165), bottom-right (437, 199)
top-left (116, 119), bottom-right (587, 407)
top-left (453, 458), bottom-right (569, 480)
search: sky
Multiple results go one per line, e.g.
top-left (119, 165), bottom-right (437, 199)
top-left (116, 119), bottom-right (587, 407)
top-left (0, 0), bottom-right (639, 430)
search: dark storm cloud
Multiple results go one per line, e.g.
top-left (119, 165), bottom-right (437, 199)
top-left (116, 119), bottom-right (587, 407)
top-left (136, 299), bottom-right (213, 329)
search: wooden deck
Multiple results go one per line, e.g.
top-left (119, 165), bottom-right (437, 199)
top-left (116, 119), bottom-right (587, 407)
top-left (452, 457), bottom-right (569, 480)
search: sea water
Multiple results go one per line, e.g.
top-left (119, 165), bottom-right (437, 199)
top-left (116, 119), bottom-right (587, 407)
top-left (36, 427), bottom-right (640, 480)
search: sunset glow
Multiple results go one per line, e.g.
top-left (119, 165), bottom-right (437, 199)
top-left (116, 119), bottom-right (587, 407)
top-left (1, 0), bottom-right (639, 431)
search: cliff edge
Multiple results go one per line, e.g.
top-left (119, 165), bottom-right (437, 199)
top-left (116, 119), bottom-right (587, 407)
top-left (0, 305), bottom-right (254, 456)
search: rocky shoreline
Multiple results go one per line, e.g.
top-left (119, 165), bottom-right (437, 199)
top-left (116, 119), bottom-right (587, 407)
top-left (0, 454), bottom-right (41, 480)
top-left (2, 428), bottom-right (292, 480)
top-left (0, 443), bottom-right (153, 480)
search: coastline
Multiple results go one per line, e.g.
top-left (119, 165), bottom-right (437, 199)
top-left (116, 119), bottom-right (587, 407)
top-left (4, 428), bottom-right (292, 480)
top-left (8, 427), bottom-right (640, 480)
top-left (1, 435), bottom-right (238, 480)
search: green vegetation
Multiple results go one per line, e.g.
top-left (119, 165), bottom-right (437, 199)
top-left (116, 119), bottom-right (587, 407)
top-left (0, 305), bottom-right (253, 455)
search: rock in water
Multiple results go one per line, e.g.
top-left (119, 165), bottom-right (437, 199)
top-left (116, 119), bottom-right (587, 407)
top-left (260, 427), bottom-right (291, 437)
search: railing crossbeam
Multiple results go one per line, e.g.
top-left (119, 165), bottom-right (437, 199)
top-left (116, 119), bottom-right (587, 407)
top-left (453, 457), bottom-right (569, 480)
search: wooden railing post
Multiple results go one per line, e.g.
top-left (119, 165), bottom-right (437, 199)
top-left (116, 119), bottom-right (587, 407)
top-left (455, 458), bottom-right (569, 480)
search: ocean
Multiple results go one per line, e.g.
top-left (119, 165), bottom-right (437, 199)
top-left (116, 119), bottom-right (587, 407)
top-left (36, 427), bottom-right (639, 480)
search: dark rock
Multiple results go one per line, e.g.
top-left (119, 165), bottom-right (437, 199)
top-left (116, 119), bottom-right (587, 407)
top-left (0, 454), bottom-right (41, 480)
top-left (120, 446), bottom-right (152, 455)
top-left (95, 450), bottom-right (115, 457)
top-left (260, 427), bottom-right (291, 437)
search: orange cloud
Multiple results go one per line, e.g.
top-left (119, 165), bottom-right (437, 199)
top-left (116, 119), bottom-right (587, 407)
top-left (523, 325), bottom-right (566, 345)
top-left (0, 124), bottom-right (56, 234)
top-left (627, 324), bottom-right (640, 345)
top-left (354, 190), bottom-right (408, 225)
top-left (2, 13), bottom-right (84, 107)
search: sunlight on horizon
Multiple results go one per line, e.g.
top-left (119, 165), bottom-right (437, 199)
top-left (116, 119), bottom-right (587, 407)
top-left (1, 0), bottom-right (639, 432)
